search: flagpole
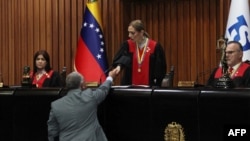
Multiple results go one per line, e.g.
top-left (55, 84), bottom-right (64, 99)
top-left (74, 0), bottom-right (108, 85)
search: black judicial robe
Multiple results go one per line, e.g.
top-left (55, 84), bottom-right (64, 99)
top-left (206, 62), bottom-right (250, 87)
top-left (30, 70), bottom-right (62, 88)
top-left (112, 39), bottom-right (166, 87)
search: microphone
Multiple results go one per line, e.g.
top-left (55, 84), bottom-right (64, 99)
top-left (169, 65), bottom-right (174, 83)
top-left (61, 66), bottom-right (67, 87)
top-left (62, 66), bottom-right (67, 72)
top-left (161, 65), bottom-right (174, 88)
top-left (195, 68), bottom-right (215, 87)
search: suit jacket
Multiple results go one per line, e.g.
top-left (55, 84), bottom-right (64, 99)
top-left (47, 80), bottom-right (112, 141)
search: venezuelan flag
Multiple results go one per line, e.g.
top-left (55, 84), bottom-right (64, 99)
top-left (74, 0), bottom-right (108, 84)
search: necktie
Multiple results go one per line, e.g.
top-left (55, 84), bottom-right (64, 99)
top-left (228, 67), bottom-right (233, 74)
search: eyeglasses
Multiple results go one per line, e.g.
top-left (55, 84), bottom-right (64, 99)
top-left (225, 50), bottom-right (240, 55)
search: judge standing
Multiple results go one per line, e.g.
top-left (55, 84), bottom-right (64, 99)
top-left (112, 19), bottom-right (166, 86)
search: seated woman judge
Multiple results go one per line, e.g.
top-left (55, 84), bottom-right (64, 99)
top-left (29, 50), bottom-right (62, 88)
top-left (112, 19), bottom-right (166, 87)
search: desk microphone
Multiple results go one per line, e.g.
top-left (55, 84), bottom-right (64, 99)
top-left (61, 66), bottom-right (67, 87)
top-left (195, 68), bottom-right (215, 87)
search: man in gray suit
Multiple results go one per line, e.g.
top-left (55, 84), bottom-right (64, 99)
top-left (47, 70), bottom-right (117, 141)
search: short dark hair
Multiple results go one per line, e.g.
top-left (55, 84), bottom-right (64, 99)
top-left (227, 41), bottom-right (243, 51)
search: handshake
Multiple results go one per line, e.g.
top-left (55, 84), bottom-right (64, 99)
top-left (108, 66), bottom-right (121, 80)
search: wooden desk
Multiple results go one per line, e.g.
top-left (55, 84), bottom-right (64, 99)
top-left (0, 87), bottom-right (250, 141)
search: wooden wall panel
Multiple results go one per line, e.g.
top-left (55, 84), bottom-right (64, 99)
top-left (8, 0), bottom-right (15, 85)
top-left (0, 0), bottom-right (239, 86)
top-left (70, 0), bottom-right (78, 72)
top-left (27, 0), bottom-right (34, 65)
top-left (177, 0), bottom-right (185, 81)
top-left (170, 0), bottom-right (179, 83)
top-left (190, 0), bottom-right (197, 82)
top-left (202, 0), bottom-right (211, 84)
top-left (195, 0), bottom-right (203, 84)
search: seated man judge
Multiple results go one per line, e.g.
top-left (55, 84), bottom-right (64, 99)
top-left (206, 41), bottom-right (250, 87)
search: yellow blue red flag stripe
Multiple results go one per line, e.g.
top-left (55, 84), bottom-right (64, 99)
top-left (74, 0), bottom-right (108, 83)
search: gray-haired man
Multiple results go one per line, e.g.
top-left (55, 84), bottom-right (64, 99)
top-left (47, 70), bottom-right (117, 141)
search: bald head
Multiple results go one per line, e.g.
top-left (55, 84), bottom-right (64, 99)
top-left (66, 72), bottom-right (84, 89)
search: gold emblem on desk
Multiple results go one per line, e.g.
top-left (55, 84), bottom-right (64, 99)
top-left (164, 122), bottom-right (185, 141)
top-left (178, 81), bottom-right (195, 87)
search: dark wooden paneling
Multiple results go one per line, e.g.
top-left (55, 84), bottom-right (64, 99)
top-left (0, 0), bottom-right (235, 86)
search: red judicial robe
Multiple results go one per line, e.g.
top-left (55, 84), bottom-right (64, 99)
top-left (112, 39), bottom-right (166, 87)
top-left (206, 62), bottom-right (250, 87)
top-left (30, 70), bottom-right (62, 88)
